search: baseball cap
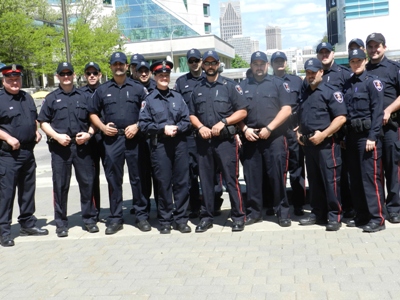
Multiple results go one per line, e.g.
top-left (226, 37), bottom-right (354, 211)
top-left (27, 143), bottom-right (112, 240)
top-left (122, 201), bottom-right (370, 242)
top-left (366, 33), bottom-right (386, 45)
top-left (187, 49), bottom-right (202, 60)
top-left (348, 38), bottom-right (365, 49)
top-left (84, 62), bottom-right (101, 72)
top-left (251, 51), bottom-right (268, 63)
top-left (110, 52), bottom-right (127, 64)
top-left (137, 60), bottom-right (150, 70)
top-left (348, 48), bottom-right (366, 61)
top-left (304, 58), bottom-right (323, 72)
top-left (202, 50), bottom-right (219, 61)
top-left (130, 53), bottom-right (145, 65)
top-left (271, 51), bottom-right (287, 62)
top-left (316, 42), bottom-right (333, 53)
top-left (57, 62), bottom-right (74, 74)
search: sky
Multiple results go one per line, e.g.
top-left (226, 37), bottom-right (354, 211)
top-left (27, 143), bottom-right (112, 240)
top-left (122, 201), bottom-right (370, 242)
top-left (210, 0), bottom-right (327, 51)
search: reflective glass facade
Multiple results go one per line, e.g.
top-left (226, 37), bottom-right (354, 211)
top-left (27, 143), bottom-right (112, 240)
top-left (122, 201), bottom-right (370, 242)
top-left (345, 0), bottom-right (389, 19)
top-left (115, 0), bottom-right (200, 42)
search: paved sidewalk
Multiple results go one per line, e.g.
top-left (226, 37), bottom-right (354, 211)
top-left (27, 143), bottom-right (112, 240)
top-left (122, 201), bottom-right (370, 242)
top-left (1, 140), bottom-right (400, 299)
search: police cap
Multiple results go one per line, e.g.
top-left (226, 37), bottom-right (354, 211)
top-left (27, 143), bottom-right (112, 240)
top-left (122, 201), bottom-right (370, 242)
top-left (187, 48), bottom-right (201, 60)
top-left (137, 60), bottom-right (151, 71)
top-left (130, 53), bottom-right (145, 65)
top-left (348, 48), bottom-right (366, 61)
top-left (0, 64), bottom-right (24, 77)
top-left (251, 51), bottom-right (268, 63)
top-left (271, 51), bottom-right (287, 62)
top-left (56, 62), bottom-right (74, 74)
top-left (150, 60), bottom-right (173, 74)
top-left (316, 42), bottom-right (333, 53)
top-left (202, 50), bottom-right (219, 61)
top-left (84, 62), bottom-right (101, 72)
top-left (304, 58), bottom-right (323, 72)
top-left (348, 38), bottom-right (365, 49)
top-left (366, 33), bottom-right (386, 46)
top-left (110, 52), bottom-right (127, 64)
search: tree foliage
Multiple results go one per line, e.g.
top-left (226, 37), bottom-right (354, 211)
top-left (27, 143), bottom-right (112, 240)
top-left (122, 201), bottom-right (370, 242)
top-left (232, 54), bottom-right (250, 69)
top-left (0, 0), bottom-right (122, 86)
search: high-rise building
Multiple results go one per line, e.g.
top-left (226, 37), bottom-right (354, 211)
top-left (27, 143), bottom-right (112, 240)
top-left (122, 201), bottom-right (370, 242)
top-left (265, 26), bottom-right (282, 50)
top-left (220, 1), bottom-right (242, 41)
top-left (227, 35), bottom-right (259, 63)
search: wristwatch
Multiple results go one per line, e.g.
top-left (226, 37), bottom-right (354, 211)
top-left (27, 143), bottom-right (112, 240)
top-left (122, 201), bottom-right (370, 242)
top-left (221, 118), bottom-right (228, 125)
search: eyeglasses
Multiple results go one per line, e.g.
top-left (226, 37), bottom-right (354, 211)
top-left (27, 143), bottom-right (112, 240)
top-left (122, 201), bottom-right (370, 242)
top-left (203, 61), bottom-right (218, 66)
top-left (188, 59), bottom-right (201, 64)
top-left (58, 71), bottom-right (73, 76)
top-left (85, 71), bottom-right (99, 76)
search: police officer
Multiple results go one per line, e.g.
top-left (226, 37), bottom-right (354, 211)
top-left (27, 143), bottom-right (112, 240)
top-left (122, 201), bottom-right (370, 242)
top-left (316, 42), bottom-right (354, 219)
top-left (89, 52), bottom-right (151, 234)
top-left (344, 49), bottom-right (385, 232)
top-left (139, 60), bottom-right (191, 234)
top-left (136, 60), bottom-right (156, 93)
top-left (39, 62), bottom-right (98, 237)
top-left (271, 51), bottom-right (306, 216)
top-left (238, 51), bottom-right (293, 227)
top-left (174, 48), bottom-right (205, 218)
top-left (297, 58), bottom-right (347, 231)
top-left (189, 50), bottom-right (248, 232)
top-left (0, 64), bottom-right (48, 247)
top-left (80, 62), bottom-right (104, 222)
top-left (365, 32), bottom-right (400, 224)
top-left (130, 53), bottom-right (145, 80)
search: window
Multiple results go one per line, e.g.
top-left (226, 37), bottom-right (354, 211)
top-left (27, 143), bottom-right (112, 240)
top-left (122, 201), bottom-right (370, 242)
top-left (203, 4), bottom-right (210, 17)
top-left (204, 23), bottom-right (211, 34)
top-left (103, 0), bottom-right (112, 5)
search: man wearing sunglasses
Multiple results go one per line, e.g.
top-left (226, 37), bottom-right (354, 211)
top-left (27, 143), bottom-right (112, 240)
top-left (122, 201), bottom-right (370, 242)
top-left (0, 64), bottom-right (49, 247)
top-left (80, 62), bottom-right (104, 223)
top-left (39, 62), bottom-right (98, 238)
top-left (189, 50), bottom-right (248, 233)
top-left (175, 48), bottom-right (204, 219)
top-left (89, 52), bottom-right (151, 234)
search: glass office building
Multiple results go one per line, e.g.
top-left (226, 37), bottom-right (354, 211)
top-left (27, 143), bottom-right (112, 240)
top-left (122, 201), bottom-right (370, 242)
top-left (115, 0), bottom-right (201, 42)
top-left (345, 0), bottom-right (389, 19)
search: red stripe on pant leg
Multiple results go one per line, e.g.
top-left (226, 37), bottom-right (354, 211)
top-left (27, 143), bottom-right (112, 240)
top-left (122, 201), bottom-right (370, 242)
top-left (373, 147), bottom-right (384, 225)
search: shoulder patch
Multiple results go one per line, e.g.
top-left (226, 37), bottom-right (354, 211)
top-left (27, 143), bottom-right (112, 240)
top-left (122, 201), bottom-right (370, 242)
top-left (373, 80), bottom-right (383, 91)
top-left (333, 92), bottom-right (344, 103)
top-left (235, 85), bottom-right (243, 95)
top-left (141, 101), bottom-right (146, 111)
top-left (283, 82), bottom-right (290, 93)
top-left (143, 87), bottom-right (149, 95)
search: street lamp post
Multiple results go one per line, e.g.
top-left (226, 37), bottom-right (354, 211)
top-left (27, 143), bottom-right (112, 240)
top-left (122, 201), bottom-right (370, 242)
top-left (61, 0), bottom-right (71, 63)
top-left (170, 29), bottom-right (177, 71)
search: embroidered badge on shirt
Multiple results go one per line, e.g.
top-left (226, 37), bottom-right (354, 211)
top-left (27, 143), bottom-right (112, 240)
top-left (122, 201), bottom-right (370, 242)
top-left (283, 82), bottom-right (290, 93)
top-left (235, 85), bottom-right (243, 95)
top-left (373, 80), bottom-right (383, 91)
top-left (141, 101), bottom-right (146, 111)
top-left (333, 92), bottom-right (343, 103)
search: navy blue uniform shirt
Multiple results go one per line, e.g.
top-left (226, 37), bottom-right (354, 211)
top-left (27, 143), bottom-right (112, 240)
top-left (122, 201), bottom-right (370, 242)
top-left (0, 89), bottom-right (37, 144)
top-left (281, 73), bottom-right (303, 105)
top-left (139, 88), bottom-right (190, 135)
top-left (240, 74), bottom-right (294, 135)
top-left (366, 56), bottom-right (400, 110)
top-left (299, 82), bottom-right (347, 135)
top-left (343, 71), bottom-right (383, 141)
top-left (322, 62), bottom-right (352, 91)
top-left (175, 72), bottom-right (205, 105)
top-left (38, 86), bottom-right (90, 137)
top-left (189, 75), bottom-right (248, 127)
top-left (88, 77), bottom-right (146, 129)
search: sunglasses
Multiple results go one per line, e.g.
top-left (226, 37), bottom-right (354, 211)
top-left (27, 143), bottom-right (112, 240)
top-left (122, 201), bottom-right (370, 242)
top-left (188, 59), bottom-right (201, 64)
top-left (86, 71), bottom-right (99, 76)
top-left (203, 61), bottom-right (218, 66)
top-left (58, 71), bottom-right (73, 76)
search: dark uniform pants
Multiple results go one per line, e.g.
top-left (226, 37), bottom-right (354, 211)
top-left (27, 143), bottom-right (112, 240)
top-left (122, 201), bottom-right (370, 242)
top-left (196, 137), bottom-right (244, 223)
top-left (187, 134), bottom-right (200, 212)
top-left (347, 132), bottom-right (385, 225)
top-left (50, 142), bottom-right (97, 228)
top-left (139, 138), bottom-right (158, 212)
top-left (0, 149), bottom-right (37, 236)
top-left (103, 135), bottom-right (148, 224)
top-left (382, 125), bottom-right (400, 214)
top-left (303, 138), bottom-right (342, 222)
top-left (285, 129), bottom-right (306, 208)
top-left (151, 136), bottom-right (189, 225)
top-left (242, 136), bottom-right (290, 219)
top-left (89, 133), bottom-right (105, 219)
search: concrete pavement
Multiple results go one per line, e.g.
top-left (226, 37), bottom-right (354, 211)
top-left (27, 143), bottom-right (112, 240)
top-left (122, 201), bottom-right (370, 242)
top-left (1, 137), bottom-right (400, 299)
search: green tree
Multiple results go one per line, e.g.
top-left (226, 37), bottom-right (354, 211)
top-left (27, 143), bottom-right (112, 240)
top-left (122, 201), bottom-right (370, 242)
top-left (232, 54), bottom-right (249, 69)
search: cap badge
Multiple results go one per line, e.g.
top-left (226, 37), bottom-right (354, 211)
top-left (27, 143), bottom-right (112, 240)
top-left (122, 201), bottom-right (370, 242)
top-left (133, 55), bottom-right (137, 59)
top-left (63, 62), bottom-right (68, 66)
top-left (308, 60), bottom-right (313, 65)
top-left (208, 50), bottom-right (213, 55)
top-left (115, 53), bottom-right (120, 58)
top-left (190, 50), bottom-right (194, 54)
top-left (370, 33), bottom-right (375, 38)
top-left (11, 64), bottom-right (16, 71)
top-left (89, 62), bottom-right (94, 65)
top-left (162, 61), bottom-right (166, 68)
top-left (352, 49), bottom-right (357, 55)
top-left (256, 52), bottom-right (260, 57)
